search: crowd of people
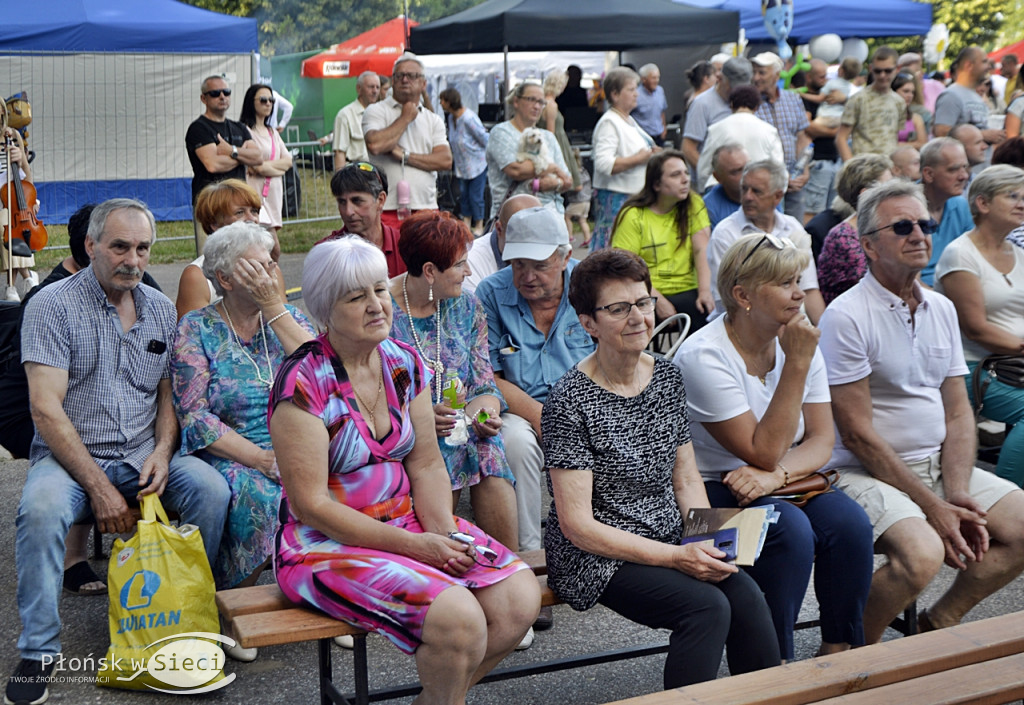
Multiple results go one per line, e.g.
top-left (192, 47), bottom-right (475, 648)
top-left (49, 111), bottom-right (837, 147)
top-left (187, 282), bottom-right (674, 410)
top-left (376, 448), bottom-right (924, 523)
top-left (5, 44), bottom-right (1024, 705)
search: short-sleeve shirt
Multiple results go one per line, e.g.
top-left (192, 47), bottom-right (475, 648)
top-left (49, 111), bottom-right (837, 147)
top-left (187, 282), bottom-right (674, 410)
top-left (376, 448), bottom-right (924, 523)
top-left (611, 196), bottom-right (710, 295)
top-left (447, 109), bottom-right (489, 180)
top-left (935, 234), bottom-right (1024, 362)
top-left (675, 316), bottom-right (830, 481)
top-left (332, 100), bottom-right (368, 163)
top-left (541, 358), bottom-right (691, 610)
top-left (632, 84), bottom-right (668, 138)
top-left (922, 196), bottom-right (973, 286)
top-left (185, 115), bottom-right (251, 203)
top-left (933, 84), bottom-right (990, 132)
top-left (839, 88), bottom-right (906, 157)
top-left (683, 88), bottom-right (730, 147)
top-left (21, 267), bottom-right (177, 467)
top-left (485, 121), bottom-right (568, 218)
top-left (702, 184), bottom-right (740, 230)
top-left (755, 90), bottom-right (810, 172)
top-left (818, 270), bottom-right (968, 467)
top-left (475, 260), bottom-right (594, 404)
top-left (362, 97), bottom-right (449, 211)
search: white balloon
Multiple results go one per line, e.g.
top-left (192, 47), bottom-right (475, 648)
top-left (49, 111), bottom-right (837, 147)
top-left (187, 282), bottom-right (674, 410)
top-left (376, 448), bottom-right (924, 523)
top-left (840, 38), bottom-right (869, 64)
top-left (808, 34), bottom-right (843, 63)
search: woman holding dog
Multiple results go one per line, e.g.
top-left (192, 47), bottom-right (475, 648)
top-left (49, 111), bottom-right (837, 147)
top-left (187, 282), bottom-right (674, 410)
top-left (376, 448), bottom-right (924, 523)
top-left (674, 233), bottom-right (873, 662)
top-left (590, 67), bottom-right (660, 251)
top-left (484, 81), bottom-right (572, 220)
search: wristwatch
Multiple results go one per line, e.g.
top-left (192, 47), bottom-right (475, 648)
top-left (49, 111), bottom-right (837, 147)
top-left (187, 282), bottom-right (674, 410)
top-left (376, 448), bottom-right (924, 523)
top-left (230, 145), bottom-right (239, 160)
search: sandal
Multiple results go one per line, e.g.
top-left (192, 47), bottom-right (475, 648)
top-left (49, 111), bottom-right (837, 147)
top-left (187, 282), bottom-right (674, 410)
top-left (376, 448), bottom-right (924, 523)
top-left (63, 561), bottom-right (107, 596)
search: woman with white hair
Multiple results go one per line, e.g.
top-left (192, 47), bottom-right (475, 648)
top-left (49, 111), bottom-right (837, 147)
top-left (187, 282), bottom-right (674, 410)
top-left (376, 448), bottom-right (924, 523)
top-left (541, 70), bottom-right (581, 191)
top-left (171, 222), bottom-right (314, 606)
top-left (936, 164), bottom-right (1024, 487)
top-left (269, 236), bottom-right (539, 703)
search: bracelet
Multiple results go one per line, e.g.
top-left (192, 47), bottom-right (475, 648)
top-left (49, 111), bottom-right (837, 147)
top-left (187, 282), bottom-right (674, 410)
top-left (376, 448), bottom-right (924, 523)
top-left (266, 310), bottom-right (290, 325)
top-left (531, 178), bottom-right (540, 193)
top-left (778, 463), bottom-right (791, 488)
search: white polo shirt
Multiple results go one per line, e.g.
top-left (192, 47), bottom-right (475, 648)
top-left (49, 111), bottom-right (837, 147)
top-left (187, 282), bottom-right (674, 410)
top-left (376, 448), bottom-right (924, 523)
top-left (362, 97), bottom-right (449, 211)
top-left (819, 269), bottom-right (968, 467)
top-left (706, 209), bottom-right (819, 320)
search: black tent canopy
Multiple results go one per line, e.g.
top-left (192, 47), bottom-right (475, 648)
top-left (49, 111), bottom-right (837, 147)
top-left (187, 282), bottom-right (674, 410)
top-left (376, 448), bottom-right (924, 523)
top-left (409, 0), bottom-right (739, 54)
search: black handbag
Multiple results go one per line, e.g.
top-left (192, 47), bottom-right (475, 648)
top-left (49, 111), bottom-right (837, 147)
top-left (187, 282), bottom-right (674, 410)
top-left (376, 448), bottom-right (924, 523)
top-left (971, 354), bottom-right (1024, 416)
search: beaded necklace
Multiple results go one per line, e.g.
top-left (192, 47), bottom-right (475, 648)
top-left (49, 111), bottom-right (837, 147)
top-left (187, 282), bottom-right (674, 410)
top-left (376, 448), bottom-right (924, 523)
top-left (402, 273), bottom-right (444, 402)
top-left (221, 301), bottom-right (274, 387)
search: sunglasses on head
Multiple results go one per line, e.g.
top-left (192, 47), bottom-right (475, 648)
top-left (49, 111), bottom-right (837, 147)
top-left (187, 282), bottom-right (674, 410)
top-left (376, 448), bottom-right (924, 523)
top-left (258, 96), bottom-right (275, 104)
top-left (347, 161), bottom-right (384, 186)
top-left (861, 218), bottom-right (938, 237)
top-left (739, 233), bottom-right (795, 268)
top-left (204, 89), bottom-right (231, 98)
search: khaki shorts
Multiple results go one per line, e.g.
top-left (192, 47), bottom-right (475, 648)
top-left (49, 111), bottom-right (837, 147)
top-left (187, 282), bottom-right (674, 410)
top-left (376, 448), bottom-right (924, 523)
top-left (565, 201), bottom-right (590, 220)
top-left (834, 453), bottom-right (1019, 541)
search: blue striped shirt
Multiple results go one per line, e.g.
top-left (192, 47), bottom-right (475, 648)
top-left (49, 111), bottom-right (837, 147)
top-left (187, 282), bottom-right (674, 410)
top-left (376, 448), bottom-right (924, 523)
top-left (21, 267), bottom-right (177, 468)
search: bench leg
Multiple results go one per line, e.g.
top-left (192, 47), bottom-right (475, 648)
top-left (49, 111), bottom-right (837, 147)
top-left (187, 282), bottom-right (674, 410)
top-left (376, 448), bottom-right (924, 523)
top-left (352, 635), bottom-right (369, 705)
top-left (318, 636), bottom-right (369, 705)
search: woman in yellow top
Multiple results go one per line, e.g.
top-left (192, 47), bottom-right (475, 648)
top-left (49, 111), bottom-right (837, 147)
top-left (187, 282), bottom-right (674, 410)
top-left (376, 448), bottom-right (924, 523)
top-left (611, 149), bottom-right (714, 332)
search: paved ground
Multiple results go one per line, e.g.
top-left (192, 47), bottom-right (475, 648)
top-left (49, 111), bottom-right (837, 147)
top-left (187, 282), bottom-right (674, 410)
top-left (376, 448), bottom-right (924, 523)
top-left (2, 254), bottom-right (1023, 704)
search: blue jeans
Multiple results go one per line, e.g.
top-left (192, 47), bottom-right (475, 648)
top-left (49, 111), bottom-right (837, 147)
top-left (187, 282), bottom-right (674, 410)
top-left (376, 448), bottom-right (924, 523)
top-left (705, 482), bottom-right (873, 659)
top-left (459, 171), bottom-right (487, 222)
top-left (15, 453), bottom-right (230, 659)
top-left (966, 363), bottom-right (1024, 487)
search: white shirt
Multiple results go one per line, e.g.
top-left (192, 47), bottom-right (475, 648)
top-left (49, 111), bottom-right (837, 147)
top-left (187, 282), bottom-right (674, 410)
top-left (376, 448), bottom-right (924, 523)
top-left (332, 99), bottom-right (369, 163)
top-left (706, 209), bottom-right (819, 319)
top-left (696, 112), bottom-right (785, 193)
top-left (675, 316), bottom-right (831, 481)
top-left (269, 91), bottom-right (293, 130)
top-left (935, 234), bottom-right (1024, 362)
top-left (819, 269), bottom-right (968, 467)
top-left (591, 109), bottom-right (654, 194)
top-left (463, 231), bottom-right (502, 296)
top-left (363, 96), bottom-right (449, 210)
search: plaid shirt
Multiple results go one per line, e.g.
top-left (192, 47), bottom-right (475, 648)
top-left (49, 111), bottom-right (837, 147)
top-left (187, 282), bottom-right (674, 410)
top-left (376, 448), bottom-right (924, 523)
top-left (21, 267), bottom-right (176, 468)
top-left (755, 89), bottom-right (809, 174)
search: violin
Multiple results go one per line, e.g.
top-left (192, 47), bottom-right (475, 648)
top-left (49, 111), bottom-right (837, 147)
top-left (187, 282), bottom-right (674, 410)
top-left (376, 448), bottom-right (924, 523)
top-left (1, 131), bottom-right (47, 253)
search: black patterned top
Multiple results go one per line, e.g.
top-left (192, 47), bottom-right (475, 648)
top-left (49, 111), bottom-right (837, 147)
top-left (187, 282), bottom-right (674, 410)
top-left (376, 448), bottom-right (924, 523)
top-left (541, 356), bottom-right (691, 610)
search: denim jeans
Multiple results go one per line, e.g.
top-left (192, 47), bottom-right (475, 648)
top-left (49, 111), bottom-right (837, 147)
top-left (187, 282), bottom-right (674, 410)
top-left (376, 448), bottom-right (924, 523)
top-left (15, 453), bottom-right (229, 659)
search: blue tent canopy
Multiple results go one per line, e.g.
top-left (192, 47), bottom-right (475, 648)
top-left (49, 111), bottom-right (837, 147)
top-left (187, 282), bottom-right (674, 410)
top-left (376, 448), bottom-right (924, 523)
top-left (1, 0), bottom-right (257, 53)
top-left (679, 0), bottom-right (932, 44)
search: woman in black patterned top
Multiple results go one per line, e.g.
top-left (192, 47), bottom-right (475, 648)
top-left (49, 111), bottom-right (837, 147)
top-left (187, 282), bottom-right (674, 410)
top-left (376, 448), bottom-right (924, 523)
top-left (541, 249), bottom-right (779, 689)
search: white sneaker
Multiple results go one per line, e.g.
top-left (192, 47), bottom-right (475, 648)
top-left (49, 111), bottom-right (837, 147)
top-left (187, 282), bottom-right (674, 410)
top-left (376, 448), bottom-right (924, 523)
top-left (224, 641), bottom-right (258, 662)
top-left (4, 285), bottom-right (19, 302)
top-left (334, 634), bottom-right (354, 649)
top-left (16, 270), bottom-right (38, 298)
top-left (515, 627), bottom-right (535, 651)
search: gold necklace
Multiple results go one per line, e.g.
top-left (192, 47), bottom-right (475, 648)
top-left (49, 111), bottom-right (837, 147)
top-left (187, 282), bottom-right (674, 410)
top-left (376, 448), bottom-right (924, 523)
top-left (343, 348), bottom-right (384, 428)
top-left (221, 301), bottom-right (274, 387)
top-left (726, 317), bottom-right (772, 386)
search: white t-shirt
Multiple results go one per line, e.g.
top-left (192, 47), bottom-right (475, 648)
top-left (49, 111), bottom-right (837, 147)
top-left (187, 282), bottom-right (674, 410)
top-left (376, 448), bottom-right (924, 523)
top-left (935, 234), bottom-right (1024, 362)
top-left (674, 316), bottom-right (831, 481)
top-left (463, 231), bottom-right (502, 296)
top-left (819, 270), bottom-right (968, 467)
top-left (362, 97), bottom-right (449, 211)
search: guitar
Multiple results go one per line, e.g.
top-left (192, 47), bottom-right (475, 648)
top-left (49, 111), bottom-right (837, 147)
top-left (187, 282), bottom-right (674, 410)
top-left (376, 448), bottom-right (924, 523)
top-left (1, 131), bottom-right (47, 253)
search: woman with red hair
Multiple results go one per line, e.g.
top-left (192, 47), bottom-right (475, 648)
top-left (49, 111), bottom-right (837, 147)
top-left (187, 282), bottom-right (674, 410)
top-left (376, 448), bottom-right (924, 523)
top-left (388, 212), bottom-right (519, 554)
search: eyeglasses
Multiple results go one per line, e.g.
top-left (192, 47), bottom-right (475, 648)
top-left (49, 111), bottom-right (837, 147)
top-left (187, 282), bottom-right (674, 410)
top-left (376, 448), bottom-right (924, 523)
top-left (518, 96), bottom-right (546, 107)
top-left (739, 233), bottom-right (795, 268)
top-left (204, 89), bottom-right (231, 98)
top-left (393, 72), bottom-right (423, 82)
top-left (860, 218), bottom-right (939, 238)
top-left (258, 96), bottom-right (275, 105)
top-left (593, 296), bottom-right (657, 319)
top-left (871, 67), bottom-right (896, 76)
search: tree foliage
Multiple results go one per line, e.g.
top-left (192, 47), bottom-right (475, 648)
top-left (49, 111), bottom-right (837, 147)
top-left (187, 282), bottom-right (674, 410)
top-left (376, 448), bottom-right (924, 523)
top-left (867, 0), bottom-right (1005, 67)
top-left (182, 0), bottom-right (487, 56)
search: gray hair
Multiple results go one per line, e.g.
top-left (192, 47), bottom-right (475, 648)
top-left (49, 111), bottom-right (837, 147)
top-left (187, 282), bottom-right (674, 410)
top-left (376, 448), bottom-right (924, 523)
top-left (603, 67), bottom-right (640, 102)
top-left (543, 70), bottom-right (568, 95)
top-left (302, 236), bottom-right (388, 328)
top-left (202, 222), bottom-right (275, 296)
top-left (721, 57), bottom-right (753, 87)
top-left (857, 180), bottom-right (928, 242)
top-left (357, 71), bottom-right (379, 87)
top-left (638, 63), bottom-right (660, 78)
top-left (711, 143), bottom-right (748, 173)
top-left (200, 74), bottom-right (227, 92)
top-left (87, 198), bottom-right (156, 245)
top-left (743, 159), bottom-right (788, 194)
top-left (554, 243), bottom-right (572, 260)
top-left (967, 164), bottom-right (1024, 220)
top-left (393, 52), bottom-right (424, 73)
top-left (920, 136), bottom-right (963, 170)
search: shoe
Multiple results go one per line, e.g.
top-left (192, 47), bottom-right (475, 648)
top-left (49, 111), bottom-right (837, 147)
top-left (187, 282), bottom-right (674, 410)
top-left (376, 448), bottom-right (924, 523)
top-left (16, 271), bottom-right (38, 299)
top-left (62, 561), bottom-right (107, 596)
top-left (533, 605), bottom-right (553, 631)
top-left (334, 635), bottom-right (354, 649)
top-left (5, 658), bottom-right (55, 705)
top-left (515, 627), bottom-right (535, 651)
top-left (223, 641), bottom-right (258, 662)
top-left (4, 286), bottom-right (19, 303)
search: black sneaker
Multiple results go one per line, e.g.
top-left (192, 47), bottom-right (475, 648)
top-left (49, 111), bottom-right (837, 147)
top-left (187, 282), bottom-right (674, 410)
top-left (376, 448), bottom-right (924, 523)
top-left (4, 659), bottom-right (54, 705)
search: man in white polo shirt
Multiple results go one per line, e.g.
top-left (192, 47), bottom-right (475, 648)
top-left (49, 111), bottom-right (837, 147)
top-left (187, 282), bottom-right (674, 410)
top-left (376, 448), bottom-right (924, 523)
top-left (819, 179), bottom-right (1024, 644)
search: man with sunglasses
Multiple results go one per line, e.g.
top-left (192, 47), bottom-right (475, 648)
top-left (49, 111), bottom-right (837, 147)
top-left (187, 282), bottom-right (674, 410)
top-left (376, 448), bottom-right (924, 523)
top-left (934, 47), bottom-right (1006, 148)
top-left (185, 76), bottom-right (262, 253)
top-left (363, 53), bottom-right (452, 228)
top-left (819, 178), bottom-right (1024, 644)
top-left (835, 46), bottom-right (905, 163)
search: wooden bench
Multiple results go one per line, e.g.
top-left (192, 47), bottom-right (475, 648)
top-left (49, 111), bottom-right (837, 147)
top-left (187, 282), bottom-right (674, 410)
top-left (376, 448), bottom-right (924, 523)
top-left (601, 610), bottom-right (1024, 705)
top-left (216, 548), bottom-right (918, 705)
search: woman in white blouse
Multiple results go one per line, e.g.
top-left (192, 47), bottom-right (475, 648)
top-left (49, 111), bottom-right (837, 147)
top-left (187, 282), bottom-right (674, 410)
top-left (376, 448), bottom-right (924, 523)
top-left (936, 164), bottom-right (1024, 488)
top-left (590, 67), bottom-right (660, 250)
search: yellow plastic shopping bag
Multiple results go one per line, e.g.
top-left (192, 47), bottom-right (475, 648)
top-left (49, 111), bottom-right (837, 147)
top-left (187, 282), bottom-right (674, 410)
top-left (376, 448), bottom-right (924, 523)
top-left (96, 494), bottom-right (232, 694)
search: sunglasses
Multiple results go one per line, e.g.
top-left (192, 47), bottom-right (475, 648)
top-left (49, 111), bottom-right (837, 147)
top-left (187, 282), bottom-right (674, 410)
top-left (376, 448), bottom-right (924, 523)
top-left (258, 96), bottom-right (275, 104)
top-left (872, 67), bottom-right (896, 75)
top-left (204, 89), bottom-right (231, 98)
top-left (739, 233), bottom-right (795, 268)
top-left (345, 161), bottom-right (384, 186)
top-left (860, 218), bottom-right (938, 237)
top-left (593, 296), bottom-right (657, 319)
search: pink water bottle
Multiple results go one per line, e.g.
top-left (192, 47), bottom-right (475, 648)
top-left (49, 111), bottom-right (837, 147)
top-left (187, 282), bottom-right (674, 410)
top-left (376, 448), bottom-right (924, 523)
top-left (397, 179), bottom-right (411, 221)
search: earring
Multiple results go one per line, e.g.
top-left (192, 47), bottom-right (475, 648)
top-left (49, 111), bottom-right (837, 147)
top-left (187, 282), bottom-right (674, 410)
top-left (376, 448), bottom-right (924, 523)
top-left (745, 306), bottom-right (751, 315)
top-left (428, 285), bottom-right (434, 303)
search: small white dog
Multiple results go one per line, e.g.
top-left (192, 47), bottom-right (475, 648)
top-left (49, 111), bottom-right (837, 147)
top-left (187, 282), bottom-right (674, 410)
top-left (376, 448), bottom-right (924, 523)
top-left (517, 127), bottom-right (553, 174)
